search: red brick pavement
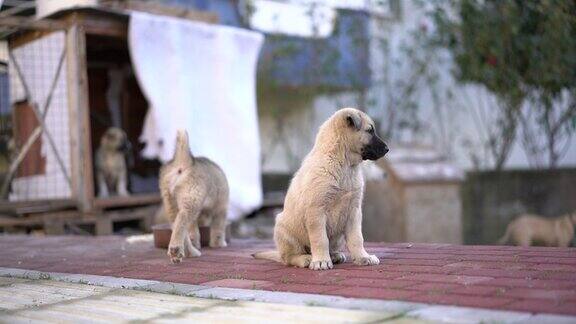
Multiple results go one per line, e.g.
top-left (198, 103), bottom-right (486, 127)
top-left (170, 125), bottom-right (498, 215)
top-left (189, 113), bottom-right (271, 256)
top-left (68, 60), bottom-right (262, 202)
top-left (0, 235), bottom-right (575, 315)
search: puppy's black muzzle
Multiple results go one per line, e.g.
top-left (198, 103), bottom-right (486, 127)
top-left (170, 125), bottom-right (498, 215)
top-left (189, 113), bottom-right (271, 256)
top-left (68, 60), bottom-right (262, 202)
top-left (361, 135), bottom-right (389, 161)
top-left (119, 140), bottom-right (132, 153)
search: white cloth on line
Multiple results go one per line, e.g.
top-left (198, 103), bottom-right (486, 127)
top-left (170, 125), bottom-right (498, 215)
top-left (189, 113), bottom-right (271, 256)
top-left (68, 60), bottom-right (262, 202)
top-left (129, 12), bottom-right (264, 221)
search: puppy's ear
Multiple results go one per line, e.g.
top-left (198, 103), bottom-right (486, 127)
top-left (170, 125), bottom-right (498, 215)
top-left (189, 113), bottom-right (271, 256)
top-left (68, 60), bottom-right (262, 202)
top-left (346, 113), bottom-right (362, 131)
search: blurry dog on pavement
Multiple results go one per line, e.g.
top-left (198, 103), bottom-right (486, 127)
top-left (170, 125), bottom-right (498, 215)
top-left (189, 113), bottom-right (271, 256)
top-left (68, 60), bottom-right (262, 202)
top-left (95, 127), bottom-right (131, 197)
top-left (253, 108), bottom-right (389, 270)
top-left (159, 130), bottom-right (229, 263)
top-left (498, 211), bottom-right (576, 247)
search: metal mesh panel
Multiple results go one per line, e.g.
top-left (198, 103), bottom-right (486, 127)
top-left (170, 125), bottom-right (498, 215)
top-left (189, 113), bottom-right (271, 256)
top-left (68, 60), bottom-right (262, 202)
top-left (1, 31), bottom-right (72, 201)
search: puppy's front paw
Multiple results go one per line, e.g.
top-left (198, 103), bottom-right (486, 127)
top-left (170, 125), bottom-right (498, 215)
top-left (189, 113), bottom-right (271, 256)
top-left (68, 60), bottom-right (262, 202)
top-left (309, 259), bottom-right (333, 271)
top-left (330, 252), bottom-right (346, 264)
top-left (168, 246), bottom-right (185, 263)
top-left (209, 236), bottom-right (227, 248)
top-left (353, 254), bottom-right (380, 266)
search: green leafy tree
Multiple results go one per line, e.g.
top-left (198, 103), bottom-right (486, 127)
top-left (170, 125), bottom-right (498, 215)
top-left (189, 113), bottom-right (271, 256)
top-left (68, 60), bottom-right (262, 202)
top-left (432, 0), bottom-right (576, 168)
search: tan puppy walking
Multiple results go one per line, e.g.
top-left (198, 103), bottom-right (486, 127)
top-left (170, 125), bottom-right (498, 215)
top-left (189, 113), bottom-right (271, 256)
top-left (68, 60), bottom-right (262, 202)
top-left (498, 212), bottom-right (576, 247)
top-left (159, 130), bottom-right (229, 263)
top-left (253, 108), bottom-right (389, 270)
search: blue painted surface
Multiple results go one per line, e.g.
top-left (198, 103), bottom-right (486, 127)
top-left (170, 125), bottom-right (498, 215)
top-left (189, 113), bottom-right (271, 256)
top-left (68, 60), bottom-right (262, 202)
top-left (166, 0), bottom-right (243, 26)
top-left (0, 72), bottom-right (9, 116)
top-left (259, 10), bottom-right (370, 89)
top-left (161, 0), bottom-right (371, 89)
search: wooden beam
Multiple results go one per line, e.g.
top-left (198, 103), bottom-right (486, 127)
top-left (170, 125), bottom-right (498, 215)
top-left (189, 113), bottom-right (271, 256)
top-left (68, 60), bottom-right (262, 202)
top-left (8, 30), bottom-right (56, 49)
top-left (0, 199), bottom-right (76, 215)
top-left (101, 0), bottom-right (218, 24)
top-left (94, 193), bottom-right (161, 209)
top-left (60, 10), bottom-right (129, 38)
top-left (66, 19), bottom-right (95, 213)
top-left (82, 16), bottom-right (127, 38)
top-left (0, 17), bottom-right (68, 30)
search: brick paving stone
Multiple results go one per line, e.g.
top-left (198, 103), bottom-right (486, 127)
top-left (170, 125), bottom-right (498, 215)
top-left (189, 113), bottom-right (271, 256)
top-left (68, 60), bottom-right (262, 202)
top-left (405, 282), bottom-right (460, 293)
top-left (444, 260), bottom-right (533, 270)
top-left (499, 288), bottom-right (576, 301)
top-left (532, 264), bottom-right (576, 272)
top-left (327, 269), bottom-right (404, 279)
top-left (452, 268), bottom-right (542, 279)
top-left (457, 255), bottom-right (529, 262)
top-left (519, 252), bottom-right (576, 258)
top-left (481, 278), bottom-right (576, 290)
top-left (373, 264), bottom-right (460, 275)
top-left (383, 259), bottom-right (452, 266)
top-left (447, 285), bottom-right (501, 297)
top-left (524, 257), bottom-right (576, 265)
top-left (533, 271), bottom-right (576, 281)
top-left (400, 273), bottom-right (493, 285)
top-left (227, 263), bottom-right (287, 272)
top-left (1, 235), bottom-right (576, 316)
top-left (387, 253), bottom-right (455, 260)
top-left (436, 249), bottom-right (518, 256)
top-left (199, 256), bottom-right (276, 265)
top-left (228, 270), bottom-right (285, 281)
top-left (506, 299), bottom-right (576, 316)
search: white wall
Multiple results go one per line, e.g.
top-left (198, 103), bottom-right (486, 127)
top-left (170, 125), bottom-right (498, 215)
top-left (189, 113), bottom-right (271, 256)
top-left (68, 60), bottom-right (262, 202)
top-left (259, 91), bottom-right (360, 173)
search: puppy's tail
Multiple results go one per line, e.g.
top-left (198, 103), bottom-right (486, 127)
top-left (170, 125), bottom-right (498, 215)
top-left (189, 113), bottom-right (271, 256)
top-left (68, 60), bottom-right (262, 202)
top-left (252, 250), bottom-right (282, 263)
top-left (173, 129), bottom-right (193, 164)
top-left (497, 227), bottom-right (511, 245)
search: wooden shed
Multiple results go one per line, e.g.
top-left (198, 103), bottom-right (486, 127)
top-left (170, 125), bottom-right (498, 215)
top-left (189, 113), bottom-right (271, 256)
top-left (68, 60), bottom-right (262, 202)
top-left (0, 3), bottom-right (216, 234)
top-left (362, 145), bottom-right (464, 244)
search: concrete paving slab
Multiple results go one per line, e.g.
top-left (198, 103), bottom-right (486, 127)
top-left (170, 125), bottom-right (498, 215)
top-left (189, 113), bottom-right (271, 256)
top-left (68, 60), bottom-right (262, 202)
top-left (0, 277), bottom-right (419, 324)
top-left (3, 270), bottom-right (576, 324)
top-left (408, 305), bottom-right (532, 324)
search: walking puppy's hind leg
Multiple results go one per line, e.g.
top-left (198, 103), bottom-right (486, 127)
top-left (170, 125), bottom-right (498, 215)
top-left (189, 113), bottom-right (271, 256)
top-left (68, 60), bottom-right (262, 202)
top-left (184, 235), bottom-right (201, 257)
top-left (169, 196), bottom-right (202, 263)
top-left (189, 222), bottom-right (201, 250)
top-left (209, 207), bottom-right (227, 248)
